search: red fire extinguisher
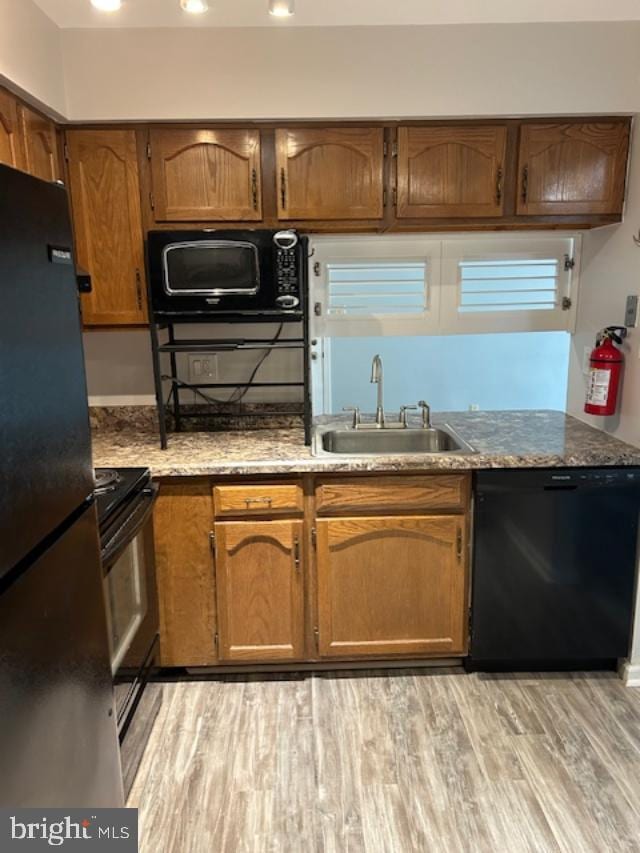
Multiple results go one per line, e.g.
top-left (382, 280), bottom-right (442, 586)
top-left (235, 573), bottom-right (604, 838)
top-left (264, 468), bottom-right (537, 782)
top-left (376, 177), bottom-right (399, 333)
top-left (584, 326), bottom-right (627, 416)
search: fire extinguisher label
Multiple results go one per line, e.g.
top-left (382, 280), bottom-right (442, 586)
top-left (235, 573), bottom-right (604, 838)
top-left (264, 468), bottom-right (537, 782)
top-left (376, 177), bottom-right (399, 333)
top-left (587, 368), bottom-right (611, 406)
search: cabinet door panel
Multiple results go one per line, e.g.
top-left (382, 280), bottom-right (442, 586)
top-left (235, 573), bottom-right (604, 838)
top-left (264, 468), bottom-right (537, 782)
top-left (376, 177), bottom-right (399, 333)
top-left (154, 483), bottom-right (218, 667)
top-left (397, 125), bottom-right (507, 218)
top-left (317, 516), bottom-right (466, 658)
top-left (517, 122), bottom-right (630, 216)
top-left (20, 105), bottom-right (59, 182)
top-left (276, 127), bottom-right (384, 220)
top-left (149, 128), bottom-right (262, 221)
top-left (0, 89), bottom-right (25, 171)
top-left (66, 129), bottom-right (147, 326)
top-left (216, 520), bottom-right (304, 662)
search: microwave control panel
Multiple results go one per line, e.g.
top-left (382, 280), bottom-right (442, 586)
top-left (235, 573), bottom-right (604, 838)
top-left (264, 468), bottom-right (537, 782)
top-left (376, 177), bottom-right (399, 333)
top-left (275, 247), bottom-right (301, 309)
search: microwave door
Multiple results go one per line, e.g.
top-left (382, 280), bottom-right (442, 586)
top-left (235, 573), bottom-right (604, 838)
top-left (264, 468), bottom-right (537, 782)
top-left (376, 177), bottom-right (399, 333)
top-left (162, 241), bottom-right (260, 297)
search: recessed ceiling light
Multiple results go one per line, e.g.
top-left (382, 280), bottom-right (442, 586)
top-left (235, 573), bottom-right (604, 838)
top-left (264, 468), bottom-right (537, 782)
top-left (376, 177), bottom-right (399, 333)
top-left (180, 0), bottom-right (209, 13)
top-left (90, 0), bottom-right (122, 11)
top-left (269, 0), bottom-right (295, 17)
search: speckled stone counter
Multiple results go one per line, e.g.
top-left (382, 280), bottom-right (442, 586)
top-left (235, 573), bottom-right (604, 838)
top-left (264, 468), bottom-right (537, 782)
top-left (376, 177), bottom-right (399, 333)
top-left (90, 409), bottom-right (640, 478)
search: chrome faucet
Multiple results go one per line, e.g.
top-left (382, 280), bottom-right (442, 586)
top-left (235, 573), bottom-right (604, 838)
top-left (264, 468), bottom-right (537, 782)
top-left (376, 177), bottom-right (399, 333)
top-left (370, 354), bottom-right (384, 427)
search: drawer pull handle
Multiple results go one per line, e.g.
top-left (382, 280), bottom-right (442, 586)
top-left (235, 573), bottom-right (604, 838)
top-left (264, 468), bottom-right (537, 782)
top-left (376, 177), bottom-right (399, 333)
top-left (245, 497), bottom-right (273, 508)
top-left (456, 527), bottom-right (463, 562)
top-left (293, 537), bottom-right (301, 572)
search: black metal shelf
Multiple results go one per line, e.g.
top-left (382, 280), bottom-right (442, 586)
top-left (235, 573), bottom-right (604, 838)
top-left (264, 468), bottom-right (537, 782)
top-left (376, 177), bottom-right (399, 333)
top-left (148, 295), bottom-right (311, 450)
top-left (157, 338), bottom-right (305, 354)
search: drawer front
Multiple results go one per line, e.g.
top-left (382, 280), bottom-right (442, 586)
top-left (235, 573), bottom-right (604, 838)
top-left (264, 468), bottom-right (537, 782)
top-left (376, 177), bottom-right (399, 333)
top-left (213, 483), bottom-right (304, 517)
top-left (315, 475), bottom-right (468, 514)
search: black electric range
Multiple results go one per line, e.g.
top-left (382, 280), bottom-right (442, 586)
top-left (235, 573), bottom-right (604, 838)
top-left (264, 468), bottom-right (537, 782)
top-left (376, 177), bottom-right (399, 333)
top-left (94, 467), bottom-right (151, 531)
top-left (94, 466), bottom-right (162, 797)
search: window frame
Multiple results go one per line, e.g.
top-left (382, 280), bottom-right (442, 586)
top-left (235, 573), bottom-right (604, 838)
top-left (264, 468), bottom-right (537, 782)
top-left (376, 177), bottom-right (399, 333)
top-left (310, 236), bottom-right (442, 338)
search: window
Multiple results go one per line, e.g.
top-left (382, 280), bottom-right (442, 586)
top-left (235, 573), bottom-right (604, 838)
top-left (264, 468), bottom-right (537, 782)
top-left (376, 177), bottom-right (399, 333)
top-left (311, 236), bottom-right (441, 337)
top-left (458, 259), bottom-right (560, 313)
top-left (440, 237), bottom-right (577, 334)
top-left (327, 261), bottom-right (427, 316)
top-left (309, 233), bottom-right (580, 414)
top-left (311, 234), bottom-right (579, 337)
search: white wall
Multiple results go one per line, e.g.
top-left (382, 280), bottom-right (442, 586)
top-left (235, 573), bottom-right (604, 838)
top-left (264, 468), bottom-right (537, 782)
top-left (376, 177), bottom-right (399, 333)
top-left (61, 22), bottom-right (640, 121)
top-left (0, 0), bottom-right (66, 117)
top-left (566, 124), bottom-right (640, 669)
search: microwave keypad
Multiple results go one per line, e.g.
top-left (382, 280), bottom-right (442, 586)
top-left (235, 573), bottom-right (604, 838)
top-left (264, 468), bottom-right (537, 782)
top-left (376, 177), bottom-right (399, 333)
top-left (276, 248), bottom-right (299, 294)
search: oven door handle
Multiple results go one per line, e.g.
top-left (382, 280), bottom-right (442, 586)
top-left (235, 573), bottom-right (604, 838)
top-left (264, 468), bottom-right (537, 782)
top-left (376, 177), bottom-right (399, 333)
top-left (102, 484), bottom-right (159, 568)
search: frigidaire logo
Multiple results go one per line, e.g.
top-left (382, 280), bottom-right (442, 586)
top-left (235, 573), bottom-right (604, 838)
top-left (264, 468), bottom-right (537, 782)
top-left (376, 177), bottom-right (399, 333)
top-left (0, 809), bottom-right (138, 851)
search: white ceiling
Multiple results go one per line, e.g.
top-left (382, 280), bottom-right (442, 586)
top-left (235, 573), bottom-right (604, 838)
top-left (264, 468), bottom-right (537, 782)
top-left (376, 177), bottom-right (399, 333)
top-left (32, 0), bottom-right (640, 29)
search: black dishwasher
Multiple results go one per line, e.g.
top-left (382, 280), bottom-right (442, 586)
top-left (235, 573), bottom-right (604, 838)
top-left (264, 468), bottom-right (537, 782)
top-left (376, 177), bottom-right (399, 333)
top-left (467, 468), bottom-right (640, 672)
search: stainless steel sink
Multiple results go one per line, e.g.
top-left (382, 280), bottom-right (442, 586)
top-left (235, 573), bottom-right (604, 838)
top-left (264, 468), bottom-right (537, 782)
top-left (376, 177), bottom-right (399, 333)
top-left (313, 424), bottom-right (476, 456)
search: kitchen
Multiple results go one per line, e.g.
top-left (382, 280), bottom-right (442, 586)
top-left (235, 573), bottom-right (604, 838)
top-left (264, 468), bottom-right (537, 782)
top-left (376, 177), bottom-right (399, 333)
top-left (2, 0), bottom-right (640, 850)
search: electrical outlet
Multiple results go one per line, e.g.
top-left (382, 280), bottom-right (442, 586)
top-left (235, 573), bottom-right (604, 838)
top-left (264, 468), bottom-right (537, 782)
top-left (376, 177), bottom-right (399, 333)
top-left (188, 353), bottom-right (218, 383)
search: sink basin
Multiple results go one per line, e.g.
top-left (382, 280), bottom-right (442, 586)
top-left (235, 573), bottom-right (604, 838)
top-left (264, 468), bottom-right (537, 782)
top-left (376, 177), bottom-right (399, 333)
top-left (313, 424), bottom-right (476, 456)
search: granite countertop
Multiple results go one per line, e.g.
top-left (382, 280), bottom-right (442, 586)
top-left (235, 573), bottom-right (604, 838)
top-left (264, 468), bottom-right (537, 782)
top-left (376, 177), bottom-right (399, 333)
top-left (90, 409), bottom-right (640, 477)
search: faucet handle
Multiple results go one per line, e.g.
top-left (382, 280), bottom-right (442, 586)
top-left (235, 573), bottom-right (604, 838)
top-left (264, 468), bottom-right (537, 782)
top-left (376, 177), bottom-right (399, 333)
top-left (342, 406), bottom-right (361, 429)
top-left (417, 400), bottom-right (432, 429)
top-left (399, 405), bottom-right (418, 427)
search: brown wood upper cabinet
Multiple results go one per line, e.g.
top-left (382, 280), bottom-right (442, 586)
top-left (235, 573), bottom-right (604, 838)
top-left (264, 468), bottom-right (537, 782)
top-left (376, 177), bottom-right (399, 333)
top-left (215, 519), bottom-right (305, 662)
top-left (0, 89), bottom-right (25, 171)
top-left (316, 515), bottom-right (467, 658)
top-left (276, 127), bottom-right (384, 220)
top-left (516, 121), bottom-right (630, 216)
top-left (19, 104), bottom-right (59, 182)
top-left (148, 128), bottom-right (262, 222)
top-left (396, 125), bottom-right (507, 218)
top-left (66, 129), bottom-right (147, 326)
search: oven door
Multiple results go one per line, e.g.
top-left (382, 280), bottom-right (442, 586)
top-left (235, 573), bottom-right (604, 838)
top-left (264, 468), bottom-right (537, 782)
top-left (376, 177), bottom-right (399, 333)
top-left (163, 240), bottom-right (260, 298)
top-left (102, 485), bottom-right (160, 734)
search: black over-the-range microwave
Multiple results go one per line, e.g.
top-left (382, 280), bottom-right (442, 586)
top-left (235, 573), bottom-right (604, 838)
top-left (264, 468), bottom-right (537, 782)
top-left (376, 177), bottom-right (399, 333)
top-left (147, 229), bottom-right (308, 322)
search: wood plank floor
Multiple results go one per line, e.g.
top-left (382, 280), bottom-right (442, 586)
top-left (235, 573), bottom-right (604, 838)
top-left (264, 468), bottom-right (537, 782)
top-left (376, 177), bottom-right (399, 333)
top-left (128, 669), bottom-right (640, 853)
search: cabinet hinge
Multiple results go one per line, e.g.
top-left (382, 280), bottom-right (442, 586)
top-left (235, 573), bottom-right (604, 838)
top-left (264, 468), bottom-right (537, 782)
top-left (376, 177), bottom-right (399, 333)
top-left (146, 141), bottom-right (152, 160)
top-left (392, 187), bottom-right (397, 206)
top-left (564, 255), bottom-right (575, 271)
top-left (214, 632), bottom-right (219, 649)
top-left (383, 140), bottom-right (388, 157)
top-left (149, 191), bottom-right (155, 211)
top-left (391, 141), bottom-right (398, 157)
top-left (313, 261), bottom-right (321, 277)
top-left (209, 531), bottom-right (216, 554)
top-left (456, 527), bottom-right (463, 562)
top-left (311, 527), bottom-right (317, 548)
top-left (314, 626), bottom-right (319, 652)
top-left (383, 188), bottom-right (388, 207)
top-left (561, 296), bottom-right (573, 311)
top-left (63, 143), bottom-right (70, 162)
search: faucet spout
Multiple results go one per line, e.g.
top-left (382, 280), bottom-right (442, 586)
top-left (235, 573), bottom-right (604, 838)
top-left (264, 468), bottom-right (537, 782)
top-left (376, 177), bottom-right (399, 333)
top-left (370, 354), bottom-right (384, 427)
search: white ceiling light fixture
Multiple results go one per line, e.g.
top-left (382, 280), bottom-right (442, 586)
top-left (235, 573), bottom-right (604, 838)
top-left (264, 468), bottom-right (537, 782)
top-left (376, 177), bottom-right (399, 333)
top-left (180, 0), bottom-right (209, 13)
top-left (269, 0), bottom-right (295, 17)
top-left (90, 0), bottom-right (122, 11)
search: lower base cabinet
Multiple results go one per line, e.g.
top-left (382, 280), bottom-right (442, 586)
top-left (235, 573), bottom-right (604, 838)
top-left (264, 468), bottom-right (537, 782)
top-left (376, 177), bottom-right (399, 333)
top-left (215, 520), bottom-right (305, 662)
top-left (153, 483), bottom-right (218, 667)
top-left (316, 515), bottom-right (467, 658)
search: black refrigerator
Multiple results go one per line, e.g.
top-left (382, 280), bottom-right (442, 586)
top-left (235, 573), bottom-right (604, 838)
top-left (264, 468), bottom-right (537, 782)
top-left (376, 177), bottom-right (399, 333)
top-left (0, 164), bottom-right (124, 806)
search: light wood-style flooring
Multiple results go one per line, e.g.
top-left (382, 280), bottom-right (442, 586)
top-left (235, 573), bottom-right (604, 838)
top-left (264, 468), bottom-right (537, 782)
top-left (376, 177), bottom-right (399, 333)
top-left (128, 669), bottom-right (640, 852)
